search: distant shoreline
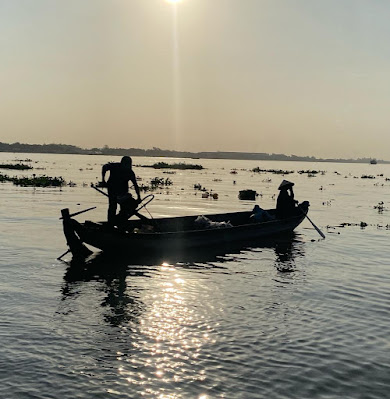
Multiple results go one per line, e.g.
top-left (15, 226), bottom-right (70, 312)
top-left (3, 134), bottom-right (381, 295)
top-left (0, 142), bottom-right (388, 164)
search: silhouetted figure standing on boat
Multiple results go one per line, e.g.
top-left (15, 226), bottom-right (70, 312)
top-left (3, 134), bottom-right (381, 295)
top-left (101, 156), bottom-right (141, 226)
top-left (276, 180), bottom-right (298, 219)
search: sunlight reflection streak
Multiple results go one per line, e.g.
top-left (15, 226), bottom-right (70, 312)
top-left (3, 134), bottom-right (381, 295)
top-left (113, 263), bottom-right (217, 397)
top-left (172, 4), bottom-right (181, 147)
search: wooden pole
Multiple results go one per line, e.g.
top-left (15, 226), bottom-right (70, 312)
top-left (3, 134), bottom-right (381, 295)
top-left (59, 206), bottom-right (96, 220)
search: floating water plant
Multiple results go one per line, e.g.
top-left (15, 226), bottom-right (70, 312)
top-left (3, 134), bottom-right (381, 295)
top-left (150, 177), bottom-right (173, 188)
top-left (0, 163), bottom-right (32, 170)
top-left (0, 173), bottom-right (10, 182)
top-left (13, 158), bottom-right (32, 162)
top-left (0, 173), bottom-right (65, 187)
top-left (0, 173), bottom-right (62, 186)
top-left (12, 175), bottom-right (65, 187)
top-left (252, 167), bottom-right (294, 175)
top-left (334, 221), bottom-right (390, 230)
top-left (140, 177), bottom-right (173, 192)
top-left (201, 191), bottom-right (219, 200)
top-left (297, 170), bottom-right (324, 175)
top-left (374, 201), bottom-right (386, 213)
top-left (194, 183), bottom-right (210, 192)
top-left (339, 221), bottom-right (368, 228)
top-left (140, 162), bottom-right (203, 170)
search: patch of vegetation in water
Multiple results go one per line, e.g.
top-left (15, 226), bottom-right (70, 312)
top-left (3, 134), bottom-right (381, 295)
top-left (140, 162), bottom-right (204, 170)
top-left (140, 177), bottom-right (173, 192)
top-left (374, 201), bottom-right (386, 213)
top-left (0, 173), bottom-right (65, 187)
top-left (13, 158), bottom-right (33, 162)
top-left (0, 163), bottom-right (33, 170)
top-left (13, 175), bottom-right (65, 187)
top-left (0, 173), bottom-right (10, 182)
top-left (194, 183), bottom-right (207, 191)
top-left (251, 167), bottom-right (294, 174)
top-left (297, 170), bottom-right (324, 175)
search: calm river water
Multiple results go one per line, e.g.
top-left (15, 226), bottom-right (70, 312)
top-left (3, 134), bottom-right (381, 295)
top-left (1, 153), bottom-right (389, 399)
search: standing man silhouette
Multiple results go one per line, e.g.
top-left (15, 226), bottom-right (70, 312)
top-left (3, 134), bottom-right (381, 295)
top-left (101, 156), bottom-right (141, 226)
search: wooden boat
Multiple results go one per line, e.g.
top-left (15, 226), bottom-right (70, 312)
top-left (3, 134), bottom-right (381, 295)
top-left (60, 201), bottom-right (310, 260)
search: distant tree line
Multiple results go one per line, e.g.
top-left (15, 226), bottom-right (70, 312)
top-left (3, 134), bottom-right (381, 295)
top-left (0, 142), bottom-right (83, 154)
top-left (0, 142), bottom-right (387, 164)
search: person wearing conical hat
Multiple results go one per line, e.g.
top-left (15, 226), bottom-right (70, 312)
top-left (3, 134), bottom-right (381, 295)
top-left (276, 180), bottom-right (297, 218)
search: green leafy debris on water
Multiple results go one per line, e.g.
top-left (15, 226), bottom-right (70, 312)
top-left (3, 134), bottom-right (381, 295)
top-left (140, 177), bottom-right (173, 192)
top-left (331, 221), bottom-right (390, 229)
top-left (0, 173), bottom-right (10, 182)
top-left (374, 202), bottom-right (386, 212)
top-left (139, 162), bottom-right (204, 170)
top-left (297, 170), bottom-right (325, 175)
top-left (251, 167), bottom-right (294, 174)
top-left (0, 173), bottom-right (65, 187)
top-left (0, 163), bottom-right (33, 170)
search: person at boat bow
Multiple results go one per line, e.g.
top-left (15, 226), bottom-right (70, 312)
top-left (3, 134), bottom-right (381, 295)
top-left (276, 180), bottom-right (298, 219)
top-left (101, 156), bottom-right (141, 226)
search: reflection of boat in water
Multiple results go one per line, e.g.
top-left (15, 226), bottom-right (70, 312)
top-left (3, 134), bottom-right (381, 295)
top-left (63, 230), bottom-right (306, 273)
top-left (60, 202), bottom-right (309, 262)
top-left (61, 254), bottom-right (147, 327)
top-left (63, 231), bottom-right (303, 269)
top-left (60, 233), bottom-right (306, 329)
top-left (370, 159), bottom-right (377, 164)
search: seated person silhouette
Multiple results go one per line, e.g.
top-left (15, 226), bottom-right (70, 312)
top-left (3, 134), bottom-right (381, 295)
top-left (101, 156), bottom-right (142, 227)
top-left (276, 180), bottom-right (298, 219)
top-left (250, 205), bottom-right (273, 222)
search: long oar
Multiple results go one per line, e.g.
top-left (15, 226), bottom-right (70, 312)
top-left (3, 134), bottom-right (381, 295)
top-left (299, 206), bottom-right (325, 239)
top-left (59, 206), bottom-right (96, 220)
top-left (92, 185), bottom-right (109, 197)
top-left (57, 249), bottom-right (70, 261)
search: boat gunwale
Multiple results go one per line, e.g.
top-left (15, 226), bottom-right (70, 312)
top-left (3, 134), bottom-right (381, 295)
top-left (81, 209), bottom-right (307, 238)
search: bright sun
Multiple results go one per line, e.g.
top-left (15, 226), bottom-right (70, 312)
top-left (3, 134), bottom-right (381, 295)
top-left (165, 0), bottom-right (182, 3)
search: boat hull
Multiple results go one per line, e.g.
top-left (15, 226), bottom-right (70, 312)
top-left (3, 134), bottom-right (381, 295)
top-left (73, 207), bottom-right (308, 257)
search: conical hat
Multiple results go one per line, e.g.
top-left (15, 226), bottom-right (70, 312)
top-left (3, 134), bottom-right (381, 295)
top-left (278, 180), bottom-right (294, 190)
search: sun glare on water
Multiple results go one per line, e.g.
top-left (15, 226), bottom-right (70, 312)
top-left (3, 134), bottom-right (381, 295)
top-left (165, 0), bottom-right (182, 3)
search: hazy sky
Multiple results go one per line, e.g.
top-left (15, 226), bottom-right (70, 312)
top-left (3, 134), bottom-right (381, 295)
top-left (1, 0), bottom-right (390, 159)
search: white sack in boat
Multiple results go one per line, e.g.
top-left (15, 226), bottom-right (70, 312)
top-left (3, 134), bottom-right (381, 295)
top-left (194, 215), bottom-right (233, 229)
